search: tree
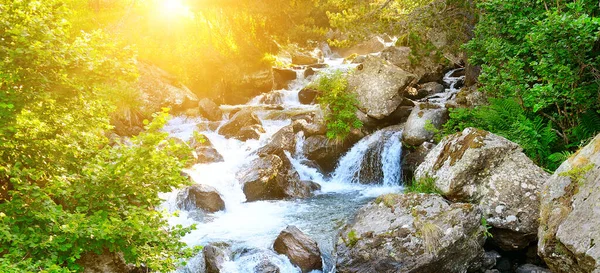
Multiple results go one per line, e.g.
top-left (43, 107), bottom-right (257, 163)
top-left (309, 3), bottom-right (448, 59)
top-left (0, 1), bottom-right (195, 271)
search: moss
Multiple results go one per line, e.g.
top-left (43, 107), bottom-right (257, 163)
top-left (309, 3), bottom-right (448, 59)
top-left (406, 176), bottom-right (442, 195)
top-left (375, 194), bottom-right (399, 209)
top-left (433, 129), bottom-right (488, 171)
top-left (346, 230), bottom-right (359, 247)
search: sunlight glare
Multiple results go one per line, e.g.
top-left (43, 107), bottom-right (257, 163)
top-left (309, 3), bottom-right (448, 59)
top-left (160, 0), bottom-right (194, 19)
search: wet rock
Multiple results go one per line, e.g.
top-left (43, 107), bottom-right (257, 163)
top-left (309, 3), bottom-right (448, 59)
top-left (196, 121), bottom-right (221, 132)
top-left (273, 226), bottom-right (323, 273)
top-left (292, 52), bottom-right (319, 65)
top-left (176, 184), bottom-right (225, 212)
top-left (538, 134), bottom-right (600, 273)
top-left (347, 56), bottom-right (416, 119)
top-left (273, 68), bottom-right (297, 90)
top-left (380, 46), bottom-right (412, 71)
top-left (483, 250), bottom-right (501, 270)
top-left (516, 264), bottom-right (552, 273)
top-left (254, 261), bottom-right (280, 273)
top-left (336, 36), bottom-right (385, 57)
top-left (415, 128), bottom-right (550, 250)
top-left (402, 103), bottom-right (448, 146)
top-left (351, 55), bottom-right (367, 64)
top-left (190, 133), bottom-right (224, 164)
top-left (298, 88), bottom-right (319, 104)
top-left (235, 68), bottom-right (275, 101)
top-left (418, 82), bottom-right (445, 97)
top-left (401, 141), bottom-right (435, 181)
top-left (256, 125), bottom-right (296, 157)
top-left (198, 98), bottom-right (223, 121)
top-left (308, 63), bottom-right (328, 69)
top-left (304, 67), bottom-right (316, 78)
top-left (455, 86), bottom-right (487, 108)
top-left (355, 110), bottom-right (381, 129)
top-left (260, 92), bottom-right (284, 105)
top-left (237, 154), bottom-right (316, 201)
top-left (218, 109), bottom-right (263, 139)
top-left (336, 193), bottom-right (485, 273)
top-left (204, 243), bottom-right (231, 273)
top-left (291, 118), bottom-right (325, 136)
top-left (465, 63), bottom-right (481, 87)
top-left (236, 124), bottom-right (265, 141)
top-left (303, 131), bottom-right (363, 173)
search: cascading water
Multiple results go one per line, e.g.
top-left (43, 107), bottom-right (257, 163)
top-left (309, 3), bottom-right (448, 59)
top-left (160, 55), bottom-right (462, 273)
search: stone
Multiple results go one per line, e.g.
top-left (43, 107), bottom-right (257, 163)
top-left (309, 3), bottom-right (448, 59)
top-left (347, 56), bottom-right (416, 119)
top-left (303, 131), bottom-right (363, 173)
top-left (516, 264), bottom-right (552, 273)
top-left (415, 128), bottom-right (550, 250)
top-left (418, 82), bottom-right (445, 97)
top-left (336, 193), bottom-right (485, 273)
top-left (176, 184), bottom-right (225, 213)
top-left (298, 88), bottom-right (319, 104)
top-left (402, 103), bottom-right (448, 146)
top-left (256, 125), bottom-right (296, 157)
top-left (260, 91), bottom-right (284, 105)
top-left (273, 68), bottom-right (297, 90)
top-left (136, 61), bottom-right (199, 113)
top-left (235, 124), bottom-right (266, 141)
top-left (455, 86), bottom-right (487, 108)
top-left (336, 36), bottom-right (385, 57)
top-left (78, 250), bottom-right (138, 273)
top-left (401, 141), bottom-right (435, 181)
top-left (380, 46), bottom-right (445, 83)
top-left (218, 109), bottom-right (262, 139)
top-left (304, 67), bottom-right (316, 78)
top-left (292, 52), bottom-right (319, 65)
top-left (204, 243), bottom-right (230, 273)
top-left (198, 98), bottom-right (223, 121)
top-left (273, 226), bottom-right (323, 273)
top-left (190, 134), bottom-right (224, 164)
top-left (538, 134), bottom-right (600, 273)
top-left (237, 154), bottom-right (316, 201)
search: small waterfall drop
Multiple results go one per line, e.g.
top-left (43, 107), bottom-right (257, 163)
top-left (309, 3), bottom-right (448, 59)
top-left (331, 128), bottom-right (403, 186)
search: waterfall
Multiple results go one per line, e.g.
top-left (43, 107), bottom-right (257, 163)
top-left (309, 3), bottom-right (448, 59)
top-left (330, 128), bottom-right (403, 186)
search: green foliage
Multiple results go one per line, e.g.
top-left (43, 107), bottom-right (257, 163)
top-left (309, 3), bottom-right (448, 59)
top-left (481, 217), bottom-right (493, 239)
top-left (424, 119), bottom-right (443, 143)
top-left (559, 163), bottom-right (595, 185)
top-left (444, 98), bottom-right (560, 169)
top-left (460, 0), bottom-right (600, 170)
top-left (0, 1), bottom-right (196, 271)
top-left (346, 230), bottom-right (359, 247)
top-left (314, 70), bottom-right (363, 140)
top-left (406, 176), bottom-right (441, 195)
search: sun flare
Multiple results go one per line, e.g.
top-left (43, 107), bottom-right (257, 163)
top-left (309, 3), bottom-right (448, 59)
top-left (160, 0), bottom-right (194, 19)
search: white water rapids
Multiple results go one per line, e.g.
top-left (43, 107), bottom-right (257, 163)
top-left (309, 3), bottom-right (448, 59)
top-left (160, 53), bottom-right (464, 273)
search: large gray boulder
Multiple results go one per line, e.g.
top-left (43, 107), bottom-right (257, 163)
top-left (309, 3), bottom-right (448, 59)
top-left (78, 250), bottom-right (141, 273)
top-left (190, 133), bottom-right (224, 164)
top-left (336, 36), bottom-right (386, 57)
top-left (336, 193), bottom-right (485, 273)
top-left (204, 243), bottom-right (231, 273)
top-left (136, 61), bottom-right (199, 113)
top-left (415, 128), bottom-right (550, 250)
top-left (256, 125), bottom-right (296, 157)
top-left (402, 103), bottom-right (448, 146)
top-left (218, 109), bottom-right (264, 140)
top-left (198, 98), bottom-right (223, 121)
top-left (380, 46), bottom-right (445, 83)
top-left (237, 154), bottom-right (318, 201)
top-left (273, 226), bottom-right (323, 273)
top-left (303, 130), bottom-right (363, 173)
top-left (176, 184), bottom-right (225, 213)
top-left (273, 68), bottom-right (297, 90)
top-left (538, 134), bottom-right (600, 273)
top-left (347, 56), bottom-right (416, 119)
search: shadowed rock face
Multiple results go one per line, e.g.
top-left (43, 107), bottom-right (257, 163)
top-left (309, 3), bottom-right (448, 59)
top-left (416, 128), bottom-right (550, 250)
top-left (218, 109), bottom-right (264, 140)
top-left (336, 193), bottom-right (485, 273)
top-left (538, 134), bottom-right (600, 273)
top-left (176, 184), bottom-right (225, 213)
top-left (273, 226), bottom-right (322, 273)
top-left (347, 56), bottom-right (416, 120)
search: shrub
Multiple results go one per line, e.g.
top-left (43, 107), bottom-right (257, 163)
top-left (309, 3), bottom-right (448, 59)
top-left (406, 176), bottom-right (442, 195)
top-left (314, 70), bottom-right (363, 140)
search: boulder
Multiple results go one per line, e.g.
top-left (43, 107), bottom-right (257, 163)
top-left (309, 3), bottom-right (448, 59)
top-left (204, 243), bottom-right (230, 273)
top-left (402, 141), bottom-right (435, 181)
top-left (298, 88), bottom-right (319, 104)
top-left (455, 86), bottom-right (487, 108)
top-left (136, 61), bottom-right (199, 113)
top-left (176, 184), bottom-right (225, 213)
top-left (78, 250), bottom-right (137, 273)
top-left (402, 103), bottom-right (448, 146)
top-left (303, 131), bottom-right (363, 173)
top-left (304, 67), bottom-right (316, 78)
top-left (254, 261), bottom-right (281, 273)
top-left (516, 264), bottom-right (552, 273)
top-left (197, 121), bottom-right (221, 132)
top-left (415, 128), bottom-right (550, 250)
top-left (198, 98), bottom-right (223, 121)
top-left (256, 125), bottom-right (296, 157)
top-left (336, 193), bottom-right (485, 273)
top-left (336, 36), bottom-right (385, 57)
top-left (273, 68), bottom-right (297, 90)
top-left (292, 119), bottom-right (327, 137)
top-left (190, 134), bottom-right (224, 164)
top-left (380, 46), bottom-right (445, 83)
top-left (347, 56), bottom-right (416, 119)
top-left (538, 134), bottom-right (600, 273)
top-left (292, 52), bottom-right (319, 65)
top-left (273, 226), bottom-right (323, 273)
top-left (260, 91), bottom-right (284, 105)
top-left (237, 154), bottom-right (316, 201)
top-left (236, 124), bottom-right (266, 141)
top-left (218, 109), bottom-right (262, 139)
top-left (418, 82), bottom-right (445, 97)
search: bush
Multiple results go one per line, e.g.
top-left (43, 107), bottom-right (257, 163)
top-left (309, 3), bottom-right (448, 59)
top-left (313, 70), bottom-right (363, 140)
top-left (405, 176), bottom-right (441, 195)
